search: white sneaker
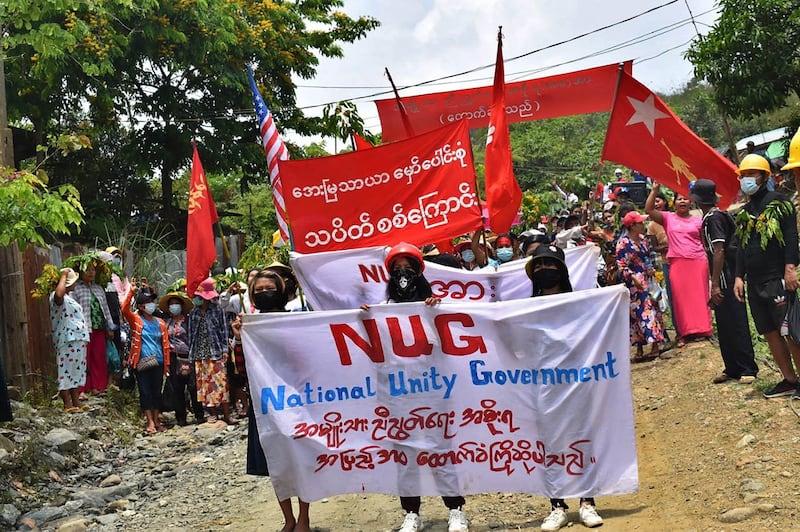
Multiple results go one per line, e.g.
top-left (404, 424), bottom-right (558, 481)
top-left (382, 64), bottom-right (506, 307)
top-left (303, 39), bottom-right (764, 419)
top-left (541, 507), bottom-right (568, 531)
top-left (399, 512), bottom-right (423, 532)
top-left (579, 504), bottom-right (604, 528)
top-left (448, 508), bottom-right (469, 531)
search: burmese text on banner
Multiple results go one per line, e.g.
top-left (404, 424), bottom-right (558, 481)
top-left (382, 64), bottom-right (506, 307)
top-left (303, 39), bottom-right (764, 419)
top-left (602, 70), bottom-right (739, 208)
top-left (279, 121), bottom-right (483, 254)
top-left (290, 244), bottom-right (600, 310)
top-left (241, 286), bottom-right (638, 502)
top-left (376, 62), bottom-right (632, 143)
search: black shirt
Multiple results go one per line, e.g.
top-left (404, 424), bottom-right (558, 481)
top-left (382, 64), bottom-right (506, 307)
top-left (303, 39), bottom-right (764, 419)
top-left (701, 208), bottom-right (737, 289)
top-left (735, 187), bottom-right (799, 285)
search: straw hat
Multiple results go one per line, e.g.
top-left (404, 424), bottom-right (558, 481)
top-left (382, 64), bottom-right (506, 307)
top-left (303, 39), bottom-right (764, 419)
top-left (158, 292), bottom-right (192, 315)
top-left (63, 268), bottom-right (79, 288)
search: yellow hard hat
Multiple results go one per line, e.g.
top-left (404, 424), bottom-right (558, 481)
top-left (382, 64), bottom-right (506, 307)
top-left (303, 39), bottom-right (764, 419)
top-left (736, 153), bottom-right (771, 175)
top-left (781, 127), bottom-right (800, 171)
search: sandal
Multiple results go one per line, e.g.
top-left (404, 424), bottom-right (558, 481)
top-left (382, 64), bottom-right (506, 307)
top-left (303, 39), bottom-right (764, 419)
top-left (64, 406), bottom-right (81, 414)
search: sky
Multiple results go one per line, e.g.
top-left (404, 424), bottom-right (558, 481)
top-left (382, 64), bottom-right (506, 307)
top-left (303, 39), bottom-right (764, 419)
top-left (291, 0), bottom-right (721, 142)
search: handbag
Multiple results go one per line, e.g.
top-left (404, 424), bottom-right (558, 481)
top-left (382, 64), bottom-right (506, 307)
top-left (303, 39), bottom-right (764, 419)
top-left (785, 291), bottom-right (800, 344)
top-left (137, 354), bottom-right (159, 371)
top-left (119, 366), bottom-right (136, 391)
top-left (160, 378), bottom-right (177, 413)
top-left (176, 356), bottom-right (192, 377)
top-left (106, 339), bottom-right (121, 374)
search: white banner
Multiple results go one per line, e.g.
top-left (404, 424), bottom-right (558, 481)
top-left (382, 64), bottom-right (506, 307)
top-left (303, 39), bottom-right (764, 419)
top-left (241, 285), bottom-right (637, 502)
top-left (291, 244), bottom-right (600, 310)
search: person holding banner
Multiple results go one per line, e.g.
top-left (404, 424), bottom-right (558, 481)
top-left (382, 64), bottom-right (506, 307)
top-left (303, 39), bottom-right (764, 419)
top-left (616, 211), bottom-right (667, 362)
top-left (362, 242), bottom-right (469, 532)
top-left (525, 245), bottom-right (604, 530)
top-left (231, 269), bottom-right (312, 532)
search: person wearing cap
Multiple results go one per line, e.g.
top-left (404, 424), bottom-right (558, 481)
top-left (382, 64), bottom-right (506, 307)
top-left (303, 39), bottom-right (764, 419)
top-left (72, 258), bottom-right (115, 395)
top-left (616, 211), bottom-right (667, 361)
top-left (159, 292), bottom-right (204, 425)
top-left (520, 232), bottom-right (551, 258)
top-left (363, 242), bottom-right (468, 532)
top-left (187, 278), bottom-right (236, 424)
top-left (646, 183), bottom-right (713, 347)
top-left (122, 285), bottom-right (170, 434)
top-left (691, 179), bottom-right (759, 384)
top-left (454, 240), bottom-right (479, 270)
top-left (733, 154), bottom-right (800, 399)
top-left (50, 268), bottom-right (89, 412)
top-left (526, 245), bottom-right (604, 530)
top-left (265, 261), bottom-right (308, 312)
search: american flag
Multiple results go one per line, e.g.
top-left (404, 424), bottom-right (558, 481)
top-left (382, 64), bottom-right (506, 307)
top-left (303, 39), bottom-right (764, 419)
top-left (247, 66), bottom-right (290, 244)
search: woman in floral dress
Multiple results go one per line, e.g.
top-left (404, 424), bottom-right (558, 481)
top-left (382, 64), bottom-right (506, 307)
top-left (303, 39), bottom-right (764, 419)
top-left (616, 211), bottom-right (667, 361)
top-left (49, 268), bottom-right (89, 412)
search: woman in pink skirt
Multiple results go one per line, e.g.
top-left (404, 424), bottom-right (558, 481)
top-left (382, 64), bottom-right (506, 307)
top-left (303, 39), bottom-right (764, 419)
top-left (646, 183), bottom-right (713, 346)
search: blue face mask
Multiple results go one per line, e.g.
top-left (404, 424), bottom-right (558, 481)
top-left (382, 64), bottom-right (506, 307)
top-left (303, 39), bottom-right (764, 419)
top-left (193, 296), bottom-right (204, 306)
top-left (740, 177), bottom-right (761, 196)
top-left (497, 248), bottom-right (514, 262)
top-left (461, 250), bottom-right (475, 263)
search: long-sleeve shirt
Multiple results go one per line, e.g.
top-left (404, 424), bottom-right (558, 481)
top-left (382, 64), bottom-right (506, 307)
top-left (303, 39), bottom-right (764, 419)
top-left (187, 303), bottom-right (228, 361)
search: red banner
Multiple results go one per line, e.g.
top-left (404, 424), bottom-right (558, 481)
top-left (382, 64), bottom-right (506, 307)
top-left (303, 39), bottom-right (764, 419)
top-left (280, 121), bottom-right (483, 254)
top-left (186, 144), bottom-right (219, 297)
top-left (602, 71), bottom-right (739, 208)
top-left (376, 62), bottom-right (632, 143)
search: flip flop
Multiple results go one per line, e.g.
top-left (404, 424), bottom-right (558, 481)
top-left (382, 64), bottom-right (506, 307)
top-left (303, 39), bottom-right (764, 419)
top-left (64, 407), bottom-right (81, 414)
top-left (145, 426), bottom-right (157, 435)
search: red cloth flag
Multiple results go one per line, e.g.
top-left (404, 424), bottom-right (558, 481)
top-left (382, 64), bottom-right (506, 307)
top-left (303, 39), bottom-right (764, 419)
top-left (186, 144), bottom-right (219, 297)
top-left (247, 67), bottom-right (291, 244)
top-left (594, 182), bottom-right (604, 201)
top-left (352, 133), bottom-right (374, 150)
top-left (602, 70), bottom-right (739, 208)
top-left (484, 31), bottom-right (522, 234)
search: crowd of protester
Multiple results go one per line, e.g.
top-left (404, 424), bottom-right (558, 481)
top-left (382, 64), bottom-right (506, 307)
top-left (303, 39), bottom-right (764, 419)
top-left (43, 129), bottom-right (800, 531)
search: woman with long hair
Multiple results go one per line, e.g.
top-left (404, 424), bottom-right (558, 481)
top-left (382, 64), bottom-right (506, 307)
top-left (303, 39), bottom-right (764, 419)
top-left (231, 269), bottom-right (311, 532)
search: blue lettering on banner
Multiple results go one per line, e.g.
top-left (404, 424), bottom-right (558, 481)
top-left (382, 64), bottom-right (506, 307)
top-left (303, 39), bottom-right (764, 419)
top-left (262, 376), bottom-right (377, 413)
top-left (387, 366), bottom-right (456, 399)
top-left (469, 352), bottom-right (619, 386)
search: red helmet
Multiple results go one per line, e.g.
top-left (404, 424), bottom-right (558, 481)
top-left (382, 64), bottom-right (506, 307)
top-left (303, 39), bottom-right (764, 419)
top-left (384, 242), bottom-right (424, 273)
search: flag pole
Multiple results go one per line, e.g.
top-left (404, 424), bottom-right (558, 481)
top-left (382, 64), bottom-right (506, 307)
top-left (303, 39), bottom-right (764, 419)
top-left (385, 67), bottom-right (415, 137)
top-left (600, 63), bottom-right (626, 165)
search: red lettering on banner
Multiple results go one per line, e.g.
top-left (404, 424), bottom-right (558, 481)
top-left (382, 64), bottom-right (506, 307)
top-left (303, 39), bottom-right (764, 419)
top-left (331, 313), bottom-right (485, 365)
top-left (387, 316), bottom-right (433, 357)
top-left (359, 264), bottom-right (389, 283)
top-left (331, 320), bottom-right (385, 365)
top-left (435, 313), bottom-right (487, 356)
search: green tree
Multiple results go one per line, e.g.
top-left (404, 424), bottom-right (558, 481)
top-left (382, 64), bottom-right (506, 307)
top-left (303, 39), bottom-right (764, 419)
top-left (2, 0), bottom-right (379, 231)
top-left (685, 0), bottom-right (800, 119)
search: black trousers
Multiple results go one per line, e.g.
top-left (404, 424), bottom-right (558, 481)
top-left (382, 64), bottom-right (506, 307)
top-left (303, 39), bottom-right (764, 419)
top-left (400, 496), bottom-right (465, 513)
top-left (715, 283), bottom-right (759, 378)
top-left (171, 371), bottom-right (204, 422)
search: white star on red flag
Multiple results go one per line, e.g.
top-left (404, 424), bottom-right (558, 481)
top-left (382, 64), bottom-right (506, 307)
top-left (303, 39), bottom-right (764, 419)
top-left (625, 94), bottom-right (669, 136)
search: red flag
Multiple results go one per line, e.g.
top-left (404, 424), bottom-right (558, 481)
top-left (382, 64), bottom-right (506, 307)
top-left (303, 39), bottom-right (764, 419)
top-left (594, 182), bottom-right (604, 201)
top-left (352, 132), bottom-right (374, 150)
top-left (186, 144), bottom-right (219, 297)
top-left (484, 29), bottom-right (522, 234)
top-left (602, 70), bottom-right (739, 208)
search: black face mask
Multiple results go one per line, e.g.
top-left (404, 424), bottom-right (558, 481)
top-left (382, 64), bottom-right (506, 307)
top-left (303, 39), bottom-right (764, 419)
top-left (391, 268), bottom-right (418, 299)
top-left (253, 290), bottom-right (283, 312)
top-left (532, 269), bottom-right (563, 290)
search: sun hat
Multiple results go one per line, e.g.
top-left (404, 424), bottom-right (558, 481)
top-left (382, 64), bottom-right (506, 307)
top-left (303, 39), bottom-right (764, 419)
top-left (525, 245), bottom-right (572, 294)
top-left (621, 211), bottom-right (649, 227)
top-left (688, 179), bottom-right (719, 205)
top-left (194, 277), bottom-right (219, 300)
top-left (158, 292), bottom-right (192, 315)
top-left (105, 246), bottom-right (122, 256)
top-left (63, 268), bottom-right (79, 288)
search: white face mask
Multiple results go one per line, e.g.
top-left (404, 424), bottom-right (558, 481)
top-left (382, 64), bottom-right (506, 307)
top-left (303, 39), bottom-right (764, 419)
top-left (143, 302), bottom-right (157, 315)
top-left (168, 304), bottom-right (183, 316)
